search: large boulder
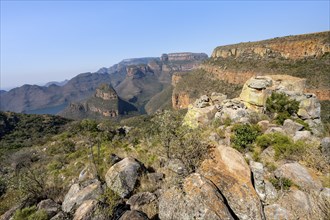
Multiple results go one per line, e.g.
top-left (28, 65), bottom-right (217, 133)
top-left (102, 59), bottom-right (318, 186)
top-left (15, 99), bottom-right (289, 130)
top-left (199, 146), bottom-right (264, 220)
top-left (127, 192), bottom-right (157, 219)
top-left (105, 157), bottom-right (144, 198)
top-left (159, 173), bottom-right (234, 220)
top-left (62, 180), bottom-right (102, 213)
top-left (274, 162), bottom-right (322, 191)
top-left (240, 76), bottom-right (273, 111)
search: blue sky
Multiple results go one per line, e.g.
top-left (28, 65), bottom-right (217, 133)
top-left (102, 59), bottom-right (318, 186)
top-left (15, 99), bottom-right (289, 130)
top-left (1, 1), bottom-right (329, 90)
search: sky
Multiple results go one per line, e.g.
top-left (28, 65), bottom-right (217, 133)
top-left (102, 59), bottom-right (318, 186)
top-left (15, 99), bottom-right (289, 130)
top-left (1, 1), bottom-right (329, 90)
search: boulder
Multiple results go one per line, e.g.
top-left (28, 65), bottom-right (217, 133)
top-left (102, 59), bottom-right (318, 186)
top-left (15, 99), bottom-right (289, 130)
top-left (297, 93), bottom-right (321, 120)
top-left (199, 147), bottom-right (264, 220)
top-left (274, 162), bottom-right (322, 190)
top-left (119, 210), bottom-right (149, 220)
top-left (62, 180), bottom-right (102, 213)
top-left (257, 120), bottom-right (270, 132)
top-left (159, 173), bottom-right (234, 220)
top-left (240, 76), bottom-right (272, 111)
top-left (293, 130), bottom-right (311, 142)
top-left (105, 157), bottom-right (143, 198)
top-left (73, 200), bottom-right (98, 220)
top-left (37, 199), bottom-right (61, 218)
top-left (282, 119), bottom-right (304, 136)
top-left (276, 189), bottom-right (326, 220)
top-left (183, 105), bottom-right (217, 129)
top-left (250, 161), bottom-right (266, 201)
top-left (127, 192), bottom-right (157, 219)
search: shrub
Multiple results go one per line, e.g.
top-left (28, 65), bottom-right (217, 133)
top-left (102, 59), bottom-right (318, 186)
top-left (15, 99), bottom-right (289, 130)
top-left (266, 92), bottom-right (299, 124)
top-left (256, 132), bottom-right (306, 160)
top-left (269, 177), bottom-right (293, 191)
top-left (231, 124), bottom-right (261, 152)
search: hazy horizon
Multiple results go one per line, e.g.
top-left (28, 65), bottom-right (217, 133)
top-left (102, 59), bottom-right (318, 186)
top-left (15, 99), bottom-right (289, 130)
top-left (1, 1), bottom-right (329, 90)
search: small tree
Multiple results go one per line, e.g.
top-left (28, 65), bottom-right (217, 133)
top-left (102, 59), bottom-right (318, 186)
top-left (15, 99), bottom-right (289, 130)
top-left (231, 124), bottom-right (261, 152)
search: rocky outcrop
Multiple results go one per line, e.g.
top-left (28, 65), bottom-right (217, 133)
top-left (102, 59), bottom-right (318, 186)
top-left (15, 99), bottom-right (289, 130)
top-left (105, 157), bottom-right (144, 198)
top-left (239, 75), bottom-right (306, 112)
top-left (239, 75), bottom-right (323, 134)
top-left (212, 31), bottom-right (330, 60)
top-left (159, 173), bottom-right (234, 220)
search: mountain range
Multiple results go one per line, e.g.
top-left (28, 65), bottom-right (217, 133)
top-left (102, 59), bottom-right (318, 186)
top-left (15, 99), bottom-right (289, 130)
top-left (0, 53), bottom-right (208, 116)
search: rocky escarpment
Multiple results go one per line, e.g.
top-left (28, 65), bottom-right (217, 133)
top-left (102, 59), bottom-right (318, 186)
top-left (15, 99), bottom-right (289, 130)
top-left (212, 31), bottom-right (329, 60)
top-left (59, 84), bottom-right (137, 120)
top-left (201, 31), bottom-right (330, 102)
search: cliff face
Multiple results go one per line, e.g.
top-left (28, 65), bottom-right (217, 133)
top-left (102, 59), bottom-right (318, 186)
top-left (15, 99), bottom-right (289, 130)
top-left (212, 31), bottom-right (330, 60)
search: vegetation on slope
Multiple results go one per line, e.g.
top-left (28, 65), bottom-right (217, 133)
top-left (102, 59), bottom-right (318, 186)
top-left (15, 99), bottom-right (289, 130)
top-left (174, 69), bottom-right (242, 100)
top-left (0, 112), bottom-right (71, 155)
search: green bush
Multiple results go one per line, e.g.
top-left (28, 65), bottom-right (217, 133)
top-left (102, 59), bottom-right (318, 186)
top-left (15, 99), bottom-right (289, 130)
top-left (266, 92), bottom-right (299, 124)
top-left (256, 132), bottom-right (306, 160)
top-left (269, 177), bottom-right (293, 190)
top-left (231, 124), bottom-right (261, 152)
top-left (27, 210), bottom-right (48, 220)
